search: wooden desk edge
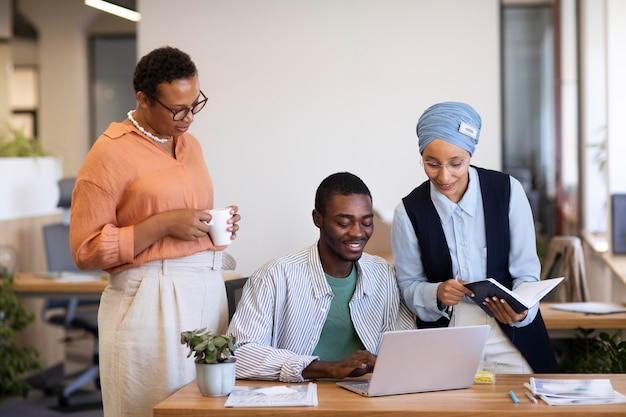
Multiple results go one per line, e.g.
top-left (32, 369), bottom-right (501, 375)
top-left (12, 270), bottom-right (241, 295)
top-left (541, 302), bottom-right (626, 330)
top-left (153, 374), bottom-right (626, 417)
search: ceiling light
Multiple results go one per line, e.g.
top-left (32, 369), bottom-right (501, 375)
top-left (84, 0), bottom-right (141, 22)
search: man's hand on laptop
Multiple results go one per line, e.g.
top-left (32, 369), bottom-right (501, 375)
top-left (302, 350), bottom-right (377, 379)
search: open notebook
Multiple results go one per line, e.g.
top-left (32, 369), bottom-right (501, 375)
top-left (337, 325), bottom-right (490, 397)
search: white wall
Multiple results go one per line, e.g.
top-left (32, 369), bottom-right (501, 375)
top-left (138, 0), bottom-right (501, 275)
top-left (607, 0), bottom-right (626, 194)
top-left (20, 0), bottom-right (98, 176)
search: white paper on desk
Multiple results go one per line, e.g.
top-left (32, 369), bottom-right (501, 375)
top-left (224, 383), bottom-right (318, 407)
top-left (529, 377), bottom-right (626, 405)
top-left (549, 302), bottom-right (626, 315)
top-left (530, 378), bottom-right (616, 398)
top-left (538, 390), bottom-right (626, 406)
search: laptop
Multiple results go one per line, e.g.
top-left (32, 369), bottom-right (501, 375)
top-left (336, 325), bottom-right (490, 397)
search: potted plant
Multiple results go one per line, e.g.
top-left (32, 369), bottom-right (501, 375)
top-left (560, 328), bottom-right (626, 373)
top-left (0, 123), bottom-right (62, 221)
top-left (0, 124), bottom-right (49, 157)
top-left (180, 328), bottom-right (237, 397)
top-left (0, 245), bottom-right (45, 399)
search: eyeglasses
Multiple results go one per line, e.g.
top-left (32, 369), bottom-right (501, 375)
top-left (155, 90), bottom-right (208, 121)
top-left (421, 158), bottom-right (468, 175)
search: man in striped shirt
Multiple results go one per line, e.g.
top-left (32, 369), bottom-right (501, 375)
top-left (227, 172), bottom-right (415, 382)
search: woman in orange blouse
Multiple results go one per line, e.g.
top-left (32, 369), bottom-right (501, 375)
top-left (70, 46), bottom-right (240, 417)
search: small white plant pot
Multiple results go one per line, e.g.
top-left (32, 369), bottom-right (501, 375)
top-left (195, 360), bottom-right (236, 397)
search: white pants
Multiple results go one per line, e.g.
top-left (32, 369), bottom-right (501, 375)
top-left (98, 251), bottom-right (228, 417)
top-left (451, 300), bottom-right (532, 374)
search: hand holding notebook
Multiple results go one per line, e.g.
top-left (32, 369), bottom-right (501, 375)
top-left (464, 277), bottom-right (564, 316)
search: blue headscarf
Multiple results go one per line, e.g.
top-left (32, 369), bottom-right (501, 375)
top-left (416, 102), bottom-right (481, 155)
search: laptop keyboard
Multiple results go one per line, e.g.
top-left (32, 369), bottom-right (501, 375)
top-left (349, 382), bottom-right (370, 390)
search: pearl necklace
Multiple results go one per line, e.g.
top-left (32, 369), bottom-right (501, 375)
top-left (127, 110), bottom-right (173, 143)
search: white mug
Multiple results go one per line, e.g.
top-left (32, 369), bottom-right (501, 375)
top-left (207, 207), bottom-right (233, 246)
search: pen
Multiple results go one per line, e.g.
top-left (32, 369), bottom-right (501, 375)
top-left (509, 390), bottom-right (520, 404)
top-left (525, 390), bottom-right (538, 403)
top-left (449, 272), bottom-right (460, 317)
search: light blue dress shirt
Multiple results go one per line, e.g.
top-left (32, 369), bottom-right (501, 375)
top-left (391, 167), bottom-right (541, 327)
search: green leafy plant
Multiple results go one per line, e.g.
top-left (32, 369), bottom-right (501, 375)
top-left (586, 126), bottom-right (607, 180)
top-left (0, 123), bottom-right (49, 157)
top-left (0, 272), bottom-right (45, 398)
top-left (560, 328), bottom-right (626, 373)
top-left (180, 328), bottom-right (236, 364)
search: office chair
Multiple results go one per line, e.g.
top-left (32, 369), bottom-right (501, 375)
top-left (225, 277), bottom-right (248, 322)
top-left (41, 178), bottom-right (101, 407)
top-left (540, 235), bottom-right (590, 302)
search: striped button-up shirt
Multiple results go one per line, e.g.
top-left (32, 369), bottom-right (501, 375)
top-left (227, 242), bottom-right (416, 382)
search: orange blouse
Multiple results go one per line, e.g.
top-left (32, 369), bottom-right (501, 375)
top-left (70, 122), bottom-right (220, 274)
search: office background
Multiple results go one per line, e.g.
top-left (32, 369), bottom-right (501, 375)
top-left (1, 0), bottom-right (626, 397)
top-left (2, 0), bottom-right (625, 277)
top-left (139, 0), bottom-right (501, 275)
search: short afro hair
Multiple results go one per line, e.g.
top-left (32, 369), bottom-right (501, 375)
top-left (133, 46), bottom-right (197, 100)
top-left (314, 172), bottom-right (372, 215)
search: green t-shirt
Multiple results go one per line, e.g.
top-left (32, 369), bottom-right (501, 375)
top-left (312, 265), bottom-right (365, 361)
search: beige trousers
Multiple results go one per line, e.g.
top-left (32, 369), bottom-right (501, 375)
top-left (451, 300), bottom-right (532, 374)
top-left (98, 251), bottom-right (228, 417)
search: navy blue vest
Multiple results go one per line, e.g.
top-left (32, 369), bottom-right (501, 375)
top-left (401, 166), bottom-right (558, 373)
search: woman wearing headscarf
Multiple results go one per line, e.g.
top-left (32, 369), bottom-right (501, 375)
top-left (391, 101), bottom-right (558, 373)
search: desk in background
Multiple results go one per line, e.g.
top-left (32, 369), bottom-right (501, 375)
top-left (153, 374), bottom-right (626, 417)
top-left (11, 270), bottom-right (242, 378)
top-left (13, 272), bottom-right (109, 299)
top-left (541, 302), bottom-right (626, 339)
top-left (12, 270), bottom-right (241, 299)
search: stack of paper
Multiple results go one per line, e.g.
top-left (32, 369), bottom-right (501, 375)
top-left (529, 377), bottom-right (626, 405)
top-left (224, 383), bottom-right (318, 408)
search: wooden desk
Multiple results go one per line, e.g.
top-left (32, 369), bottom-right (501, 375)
top-left (12, 271), bottom-right (241, 299)
top-left (541, 302), bottom-right (626, 339)
top-left (12, 272), bottom-right (108, 299)
top-left (153, 374), bottom-right (626, 416)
